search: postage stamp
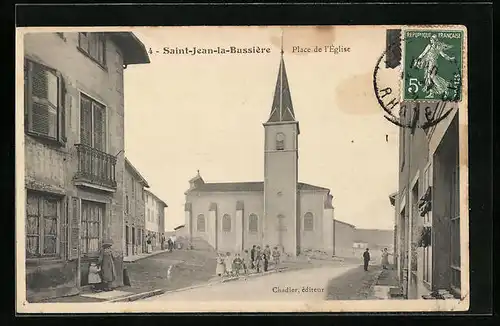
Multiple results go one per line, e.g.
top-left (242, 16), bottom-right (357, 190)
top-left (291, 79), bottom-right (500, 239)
top-left (15, 25), bottom-right (469, 314)
top-left (402, 29), bottom-right (464, 102)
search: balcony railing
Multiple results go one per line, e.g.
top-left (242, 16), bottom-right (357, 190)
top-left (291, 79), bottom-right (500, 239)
top-left (74, 144), bottom-right (117, 190)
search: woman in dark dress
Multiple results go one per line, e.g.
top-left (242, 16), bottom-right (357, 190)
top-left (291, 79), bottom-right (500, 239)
top-left (98, 239), bottom-right (117, 291)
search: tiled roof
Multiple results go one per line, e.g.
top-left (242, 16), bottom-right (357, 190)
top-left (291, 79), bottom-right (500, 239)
top-left (187, 181), bottom-right (330, 193)
top-left (124, 157), bottom-right (150, 188)
top-left (334, 219), bottom-right (356, 228)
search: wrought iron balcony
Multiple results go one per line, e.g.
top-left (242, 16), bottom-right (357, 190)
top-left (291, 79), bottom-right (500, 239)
top-left (74, 144), bottom-right (117, 191)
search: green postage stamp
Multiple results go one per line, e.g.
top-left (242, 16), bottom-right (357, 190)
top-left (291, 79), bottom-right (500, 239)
top-left (403, 30), bottom-right (464, 101)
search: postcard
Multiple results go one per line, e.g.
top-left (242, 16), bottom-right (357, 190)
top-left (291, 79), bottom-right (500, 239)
top-left (16, 25), bottom-right (468, 313)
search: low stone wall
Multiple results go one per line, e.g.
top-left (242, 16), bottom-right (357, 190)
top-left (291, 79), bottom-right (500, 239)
top-left (26, 260), bottom-right (79, 303)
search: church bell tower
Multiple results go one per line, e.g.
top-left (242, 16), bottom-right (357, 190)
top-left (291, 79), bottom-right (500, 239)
top-left (263, 36), bottom-right (300, 256)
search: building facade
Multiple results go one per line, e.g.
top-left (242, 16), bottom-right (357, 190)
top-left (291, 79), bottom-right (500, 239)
top-left (23, 32), bottom-right (149, 302)
top-left (124, 158), bottom-right (149, 257)
top-left (333, 220), bottom-right (356, 258)
top-left (144, 189), bottom-right (167, 251)
top-left (184, 54), bottom-right (336, 256)
top-left (394, 102), bottom-right (461, 299)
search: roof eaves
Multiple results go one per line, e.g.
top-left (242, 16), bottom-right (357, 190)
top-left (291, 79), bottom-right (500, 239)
top-left (109, 32), bottom-right (150, 65)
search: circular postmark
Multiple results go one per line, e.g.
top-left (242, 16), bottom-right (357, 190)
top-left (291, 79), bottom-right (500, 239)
top-left (373, 32), bottom-right (458, 131)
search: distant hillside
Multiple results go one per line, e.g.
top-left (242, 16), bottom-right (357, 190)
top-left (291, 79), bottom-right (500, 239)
top-left (354, 229), bottom-right (394, 248)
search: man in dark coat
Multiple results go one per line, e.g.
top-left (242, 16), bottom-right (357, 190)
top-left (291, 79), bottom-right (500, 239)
top-left (363, 248), bottom-right (371, 271)
top-left (250, 245), bottom-right (256, 269)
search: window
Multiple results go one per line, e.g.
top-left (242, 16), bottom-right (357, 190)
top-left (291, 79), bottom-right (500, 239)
top-left (304, 212), bottom-right (314, 231)
top-left (222, 214), bottom-right (231, 232)
top-left (249, 214), bottom-right (258, 233)
top-left (276, 132), bottom-right (285, 150)
top-left (26, 192), bottom-right (60, 258)
top-left (80, 201), bottom-right (104, 255)
top-left (450, 164), bottom-right (460, 292)
top-left (125, 195), bottom-right (129, 214)
top-left (78, 32), bottom-right (106, 67)
top-left (197, 214), bottom-right (206, 232)
top-left (24, 59), bottom-right (66, 143)
top-left (80, 93), bottom-right (106, 152)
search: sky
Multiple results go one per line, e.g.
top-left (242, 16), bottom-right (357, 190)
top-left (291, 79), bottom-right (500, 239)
top-left (123, 26), bottom-right (399, 231)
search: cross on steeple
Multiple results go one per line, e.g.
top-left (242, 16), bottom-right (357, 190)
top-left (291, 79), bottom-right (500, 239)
top-left (267, 29), bottom-right (296, 123)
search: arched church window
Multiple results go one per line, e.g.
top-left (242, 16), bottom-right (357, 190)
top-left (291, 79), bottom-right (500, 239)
top-left (304, 212), bottom-right (314, 231)
top-left (197, 214), bottom-right (205, 232)
top-left (249, 214), bottom-right (258, 233)
top-left (222, 214), bottom-right (231, 232)
top-left (276, 132), bottom-right (285, 150)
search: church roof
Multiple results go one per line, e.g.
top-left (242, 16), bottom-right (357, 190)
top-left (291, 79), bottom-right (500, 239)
top-left (267, 56), bottom-right (296, 123)
top-left (186, 181), bottom-right (330, 193)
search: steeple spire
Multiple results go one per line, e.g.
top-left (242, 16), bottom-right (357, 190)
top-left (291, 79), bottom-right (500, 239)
top-left (267, 30), bottom-right (296, 123)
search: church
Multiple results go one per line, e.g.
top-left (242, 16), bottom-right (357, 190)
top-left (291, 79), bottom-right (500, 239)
top-left (183, 51), bottom-right (335, 257)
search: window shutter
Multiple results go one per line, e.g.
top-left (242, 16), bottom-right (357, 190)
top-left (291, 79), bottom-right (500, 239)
top-left (31, 62), bottom-right (52, 136)
top-left (61, 197), bottom-right (69, 260)
top-left (59, 75), bottom-right (67, 143)
top-left (93, 102), bottom-right (105, 151)
top-left (24, 60), bottom-right (31, 132)
top-left (80, 96), bottom-right (92, 146)
top-left (68, 197), bottom-right (81, 260)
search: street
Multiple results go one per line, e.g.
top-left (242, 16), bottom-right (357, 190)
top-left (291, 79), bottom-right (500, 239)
top-left (144, 264), bottom-right (358, 301)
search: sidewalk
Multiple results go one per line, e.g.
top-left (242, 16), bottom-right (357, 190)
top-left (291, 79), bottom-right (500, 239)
top-left (325, 264), bottom-right (383, 300)
top-left (372, 266), bottom-right (403, 299)
top-left (123, 249), bottom-right (170, 262)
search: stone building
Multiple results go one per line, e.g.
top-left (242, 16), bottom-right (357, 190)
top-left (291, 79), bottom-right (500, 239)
top-left (124, 158), bottom-right (150, 257)
top-left (144, 189), bottom-right (167, 251)
top-left (394, 101), bottom-right (461, 299)
top-left (333, 220), bottom-right (356, 258)
top-left (184, 53), bottom-right (336, 256)
top-left (23, 31), bottom-right (149, 302)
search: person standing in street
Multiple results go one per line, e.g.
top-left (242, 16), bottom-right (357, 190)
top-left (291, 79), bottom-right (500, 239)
top-left (263, 245), bottom-right (271, 272)
top-left (215, 253), bottom-right (225, 277)
top-left (254, 246), bottom-right (262, 273)
top-left (363, 248), bottom-right (371, 271)
top-left (224, 252), bottom-right (233, 277)
top-left (381, 248), bottom-right (392, 269)
top-left (272, 246), bottom-right (281, 270)
top-left (250, 245), bottom-right (256, 269)
top-left (98, 239), bottom-right (117, 291)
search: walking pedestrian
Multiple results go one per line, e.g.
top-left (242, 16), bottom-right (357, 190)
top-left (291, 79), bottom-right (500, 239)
top-left (363, 248), bottom-right (371, 271)
top-left (161, 234), bottom-right (165, 250)
top-left (146, 235), bottom-right (152, 253)
top-left (98, 239), bottom-right (117, 291)
top-left (167, 238), bottom-right (173, 252)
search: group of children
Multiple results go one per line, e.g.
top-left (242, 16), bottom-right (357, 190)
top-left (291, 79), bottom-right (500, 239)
top-left (215, 245), bottom-right (282, 278)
